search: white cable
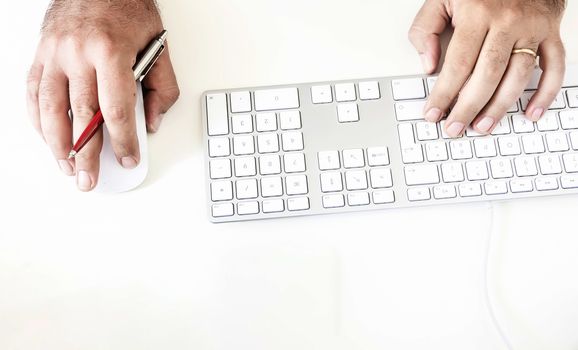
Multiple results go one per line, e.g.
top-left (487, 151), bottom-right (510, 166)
top-left (482, 202), bottom-right (514, 350)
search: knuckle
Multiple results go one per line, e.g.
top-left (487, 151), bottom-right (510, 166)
top-left (164, 85), bottom-right (181, 104)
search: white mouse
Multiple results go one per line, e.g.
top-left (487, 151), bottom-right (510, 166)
top-left (94, 83), bottom-right (148, 193)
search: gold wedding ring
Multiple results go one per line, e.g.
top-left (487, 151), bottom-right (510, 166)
top-left (512, 48), bottom-right (538, 58)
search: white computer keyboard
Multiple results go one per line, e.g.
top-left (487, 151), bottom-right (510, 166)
top-left (202, 66), bottom-right (578, 222)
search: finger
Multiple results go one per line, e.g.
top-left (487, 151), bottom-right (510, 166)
top-left (424, 19), bottom-right (488, 123)
top-left (142, 42), bottom-right (180, 133)
top-left (408, 0), bottom-right (449, 74)
top-left (444, 30), bottom-right (516, 137)
top-left (526, 38), bottom-right (566, 121)
top-left (93, 55), bottom-right (139, 169)
top-left (472, 42), bottom-right (538, 134)
top-left (68, 67), bottom-right (102, 192)
top-left (38, 67), bottom-right (74, 176)
top-left (26, 62), bottom-right (44, 137)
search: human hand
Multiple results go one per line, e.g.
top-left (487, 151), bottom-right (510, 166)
top-left (27, 0), bottom-right (180, 191)
top-left (409, 0), bottom-right (566, 137)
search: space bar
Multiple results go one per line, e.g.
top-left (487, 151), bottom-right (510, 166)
top-left (254, 88), bottom-right (300, 111)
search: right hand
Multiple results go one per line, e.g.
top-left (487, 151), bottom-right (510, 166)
top-left (27, 0), bottom-right (180, 191)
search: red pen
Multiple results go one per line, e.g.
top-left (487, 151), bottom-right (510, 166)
top-left (68, 30), bottom-right (167, 159)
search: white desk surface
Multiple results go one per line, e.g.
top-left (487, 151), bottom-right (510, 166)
top-left (1, 1), bottom-right (578, 349)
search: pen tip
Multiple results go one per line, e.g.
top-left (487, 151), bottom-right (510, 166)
top-left (68, 151), bottom-right (77, 160)
top-left (159, 30), bottom-right (167, 41)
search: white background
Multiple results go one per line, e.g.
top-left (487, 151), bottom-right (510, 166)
top-left (1, 1), bottom-right (578, 349)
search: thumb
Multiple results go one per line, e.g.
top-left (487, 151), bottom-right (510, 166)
top-left (408, 0), bottom-right (449, 74)
top-left (142, 43), bottom-right (180, 133)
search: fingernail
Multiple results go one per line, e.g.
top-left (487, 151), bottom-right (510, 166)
top-left (476, 116), bottom-right (495, 133)
top-left (531, 107), bottom-right (544, 121)
top-left (58, 159), bottom-right (74, 176)
top-left (121, 156), bottom-right (138, 169)
top-left (149, 115), bottom-right (164, 133)
top-left (77, 171), bottom-right (93, 191)
top-left (425, 108), bottom-right (442, 122)
top-left (446, 122), bottom-right (465, 138)
top-left (420, 53), bottom-right (433, 73)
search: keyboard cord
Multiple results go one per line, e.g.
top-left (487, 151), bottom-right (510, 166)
top-left (483, 202), bottom-right (514, 350)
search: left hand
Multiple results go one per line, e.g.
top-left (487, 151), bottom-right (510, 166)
top-left (408, 0), bottom-right (566, 137)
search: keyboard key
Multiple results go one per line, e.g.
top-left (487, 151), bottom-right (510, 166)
top-left (234, 157), bottom-right (257, 177)
top-left (537, 112), bottom-right (559, 131)
top-left (261, 177), bottom-right (283, 197)
top-left (367, 147), bottom-right (390, 166)
top-left (546, 132), bottom-right (569, 152)
top-left (566, 89), bottom-right (578, 108)
top-left (343, 149), bottom-right (365, 168)
top-left (416, 121), bottom-right (439, 141)
top-left (404, 164), bottom-right (439, 186)
top-left (286, 175), bottom-right (308, 195)
top-left (237, 201), bottom-right (260, 215)
top-left (233, 135), bottom-right (255, 155)
top-left (348, 192), bottom-right (370, 206)
top-left (510, 179), bottom-right (533, 193)
top-left (491, 118), bottom-right (511, 135)
top-left (563, 153), bottom-right (578, 173)
top-left (206, 93), bottom-right (229, 136)
top-left (398, 123), bottom-right (424, 163)
top-left (288, 197), bottom-right (310, 211)
top-left (318, 151), bottom-right (341, 170)
top-left (391, 78), bottom-right (425, 100)
top-left (561, 175), bottom-right (578, 189)
top-left (465, 127), bottom-right (485, 137)
top-left (508, 102), bottom-right (519, 114)
top-left (425, 141), bottom-right (449, 161)
top-left (231, 114), bottom-right (253, 134)
top-left (335, 83), bottom-right (356, 102)
top-left (370, 168), bottom-right (393, 188)
top-left (282, 131), bottom-right (304, 151)
top-left (408, 187), bottom-right (431, 201)
top-left (426, 77), bottom-right (437, 94)
top-left (433, 185), bottom-right (457, 199)
top-left (514, 156), bottom-right (538, 177)
top-left (441, 163), bottom-right (465, 183)
top-left (345, 170), bottom-right (368, 190)
top-left (230, 91), bottom-right (252, 113)
top-left (259, 155), bottom-right (282, 175)
top-left (320, 172), bottom-right (343, 192)
top-left (211, 180), bottom-right (233, 201)
top-left (311, 85), bottom-right (333, 104)
top-left (323, 194), bottom-right (345, 208)
top-left (262, 199), bottom-right (285, 213)
top-left (337, 103), bottom-right (360, 122)
top-left (209, 159), bottom-right (232, 179)
top-left (539, 155), bottom-right (562, 175)
top-left (559, 110), bottom-right (578, 129)
top-left (521, 90), bottom-right (565, 111)
top-left (450, 140), bottom-right (473, 159)
top-left (466, 161), bottom-right (489, 181)
top-left (257, 133), bottom-right (280, 154)
top-left (521, 134), bottom-right (545, 154)
top-left (485, 181), bottom-right (508, 195)
top-left (535, 177), bottom-right (559, 191)
top-left (512, 114), bottom-right (535, 133)
top-left (359, 81), bottom-right (380, 100)
top-left (212, 203), bottom-right (234, 217)
top-left (459, 183), bottom-right (482, 197)
top-left (236, 179), bottom-right (258, 199)
top-left (256, 112), bottom-right (277, 132)
top-left (395, 101), bottom-right (427, 121)
top-left (373, 190), bottom-right (395, 204)
top-left (490, 159), bottom-right (514, 179)
top-left (474, 138), bottom-right (497, 158)
top-left (279, 110), bottom-right (302, 130)
top-left (254, 88), bottom-right (299, 111)
top-left (498, 136), bottom-right (521, 156)
top-left (572, 132), bottom-right (578, 150)
top-left (208, 137), bottom-right (230, 157)
top-left (283, 153), bottom-right (306, 173)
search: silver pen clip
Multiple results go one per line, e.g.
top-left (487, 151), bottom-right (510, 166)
top-left (138, 45), bottom-right (165, 82)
